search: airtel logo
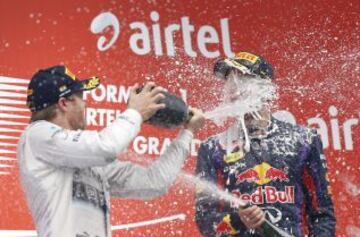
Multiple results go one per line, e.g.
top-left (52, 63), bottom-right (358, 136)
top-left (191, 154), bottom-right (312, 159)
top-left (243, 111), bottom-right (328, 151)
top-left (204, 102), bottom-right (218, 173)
top-left (273, 106), bottom-right (359, 151)
top-left (90, 11), bottom-right (234, 58)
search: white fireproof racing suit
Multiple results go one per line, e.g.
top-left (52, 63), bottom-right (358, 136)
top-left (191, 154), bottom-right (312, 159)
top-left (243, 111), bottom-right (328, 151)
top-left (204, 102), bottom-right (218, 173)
top-left (18, 109), bottom-right (193, 237)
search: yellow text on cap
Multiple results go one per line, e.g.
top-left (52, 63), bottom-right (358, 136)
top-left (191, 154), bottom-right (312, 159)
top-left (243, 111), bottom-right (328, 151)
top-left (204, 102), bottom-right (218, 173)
top-left (236, 52), bottom-right (259, 64)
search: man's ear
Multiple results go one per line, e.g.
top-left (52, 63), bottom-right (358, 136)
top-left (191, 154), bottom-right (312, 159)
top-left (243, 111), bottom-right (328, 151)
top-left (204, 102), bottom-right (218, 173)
top-left (57, 97), bottom-right (68, 112)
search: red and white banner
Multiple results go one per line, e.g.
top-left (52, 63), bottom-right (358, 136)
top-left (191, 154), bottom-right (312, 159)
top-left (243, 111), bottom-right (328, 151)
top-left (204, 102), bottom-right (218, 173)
top-left (0, 1), bottom-right (359, 236)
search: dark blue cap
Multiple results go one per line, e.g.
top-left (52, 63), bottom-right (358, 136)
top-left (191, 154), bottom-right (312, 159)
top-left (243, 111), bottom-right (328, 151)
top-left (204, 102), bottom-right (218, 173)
top-left (214, 52), bottom-right (274, 80)
top-left (26, 65), bottom-right (100, 112)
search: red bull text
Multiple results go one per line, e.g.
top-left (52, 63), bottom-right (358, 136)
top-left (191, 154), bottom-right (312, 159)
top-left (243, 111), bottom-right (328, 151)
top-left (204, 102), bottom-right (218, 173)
top-left (230, 186), bottom-right (295, 206)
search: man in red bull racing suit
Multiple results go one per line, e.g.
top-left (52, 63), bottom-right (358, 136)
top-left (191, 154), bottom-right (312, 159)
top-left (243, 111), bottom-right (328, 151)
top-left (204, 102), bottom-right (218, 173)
top-left (195, 52), bottom-right (336, 237)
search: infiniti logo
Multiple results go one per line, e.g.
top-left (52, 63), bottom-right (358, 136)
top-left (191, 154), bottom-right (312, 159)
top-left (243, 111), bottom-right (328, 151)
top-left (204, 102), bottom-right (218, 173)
top-left (261, 206), bottom-right (282, 224)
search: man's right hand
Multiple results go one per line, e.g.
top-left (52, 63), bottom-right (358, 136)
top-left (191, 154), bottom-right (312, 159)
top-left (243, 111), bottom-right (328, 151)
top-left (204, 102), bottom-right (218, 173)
top-left (238, 204), bottom-right (266, 230)
top-left (127, 82), bottom-right (166, 121)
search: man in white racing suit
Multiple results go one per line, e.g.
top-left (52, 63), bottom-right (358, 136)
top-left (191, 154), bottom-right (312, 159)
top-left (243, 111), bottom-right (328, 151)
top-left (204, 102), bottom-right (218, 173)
top-left (18, 65), bottom-right (205, 237)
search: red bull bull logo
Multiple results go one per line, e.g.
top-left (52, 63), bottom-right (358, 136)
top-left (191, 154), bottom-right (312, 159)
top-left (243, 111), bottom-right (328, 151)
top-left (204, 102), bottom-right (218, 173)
top-left (216, 221), bottom-right (232, 236)
top-left (236, 162), bottom-right (289, 185)
top-left (265, 167), bottom-right (289, 182)
top-left (215, 214), bottom-right (237, 236)
top-left (236, 168), bottom-right (260, 183)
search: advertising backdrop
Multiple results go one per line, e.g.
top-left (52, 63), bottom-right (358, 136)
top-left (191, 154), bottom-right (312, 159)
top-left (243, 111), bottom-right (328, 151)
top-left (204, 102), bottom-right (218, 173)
top-left (0, 1), bottom-right (359, 236)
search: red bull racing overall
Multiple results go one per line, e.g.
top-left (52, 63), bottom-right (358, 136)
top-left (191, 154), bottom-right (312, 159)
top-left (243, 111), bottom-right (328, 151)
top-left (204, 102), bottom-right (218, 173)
top-left (195, 118), bottom-right (336, 237)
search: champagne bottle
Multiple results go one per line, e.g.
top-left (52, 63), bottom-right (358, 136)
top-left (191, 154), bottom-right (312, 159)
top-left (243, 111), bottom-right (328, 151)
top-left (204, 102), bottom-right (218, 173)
top-left (136, 86), bottom-right (189, 128)
top-left (256, 220), bottom-right (294, 237)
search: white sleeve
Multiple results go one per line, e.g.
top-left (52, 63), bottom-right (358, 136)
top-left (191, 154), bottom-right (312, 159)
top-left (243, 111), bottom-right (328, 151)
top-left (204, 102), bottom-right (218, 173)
top-left (104, 129), bottom-right (193, 200)
top-left (27, 109), bottom-right (142, 168)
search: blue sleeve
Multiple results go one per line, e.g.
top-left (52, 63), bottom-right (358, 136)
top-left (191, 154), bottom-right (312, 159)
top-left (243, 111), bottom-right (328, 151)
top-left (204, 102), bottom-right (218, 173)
top-left (305, 133), bottom-right (336, 237)
top-left (195, 142), bottom-right (245, 237)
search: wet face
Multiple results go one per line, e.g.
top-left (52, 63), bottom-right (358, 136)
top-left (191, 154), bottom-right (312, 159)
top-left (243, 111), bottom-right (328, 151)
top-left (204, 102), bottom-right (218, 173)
top-left (222, 70), bottom-right (260, 104)
top-left (244, 106), bottom-right (271, 132)
top-left (222, 70), bottom-right (274, 130)
top-left (66, 92), bottom-right (86, 130)
top-left (222, 70), bottom-right (243, 103)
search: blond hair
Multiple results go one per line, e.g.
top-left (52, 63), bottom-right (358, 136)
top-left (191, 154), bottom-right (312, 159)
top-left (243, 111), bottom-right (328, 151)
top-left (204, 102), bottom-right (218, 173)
top-left (29, 94), bottom-right (80, 123)
top-left (30, 104), bottom-right (58, 122)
